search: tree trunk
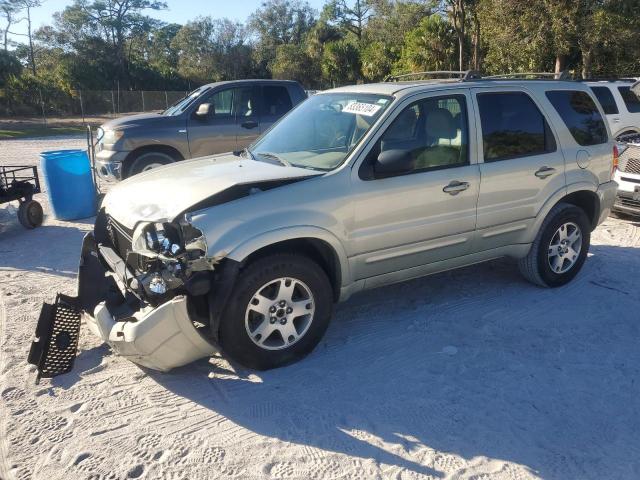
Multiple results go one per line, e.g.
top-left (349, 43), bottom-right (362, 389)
top-left (27, 6), bottom-right (36, 75)
top-left (2, 8), bottom-right (13, 52)
top-left (555, 54), bottom-right (566, 74)
top-left (472, 18), bottom-right (481, 71)
top-left (581, 48), bottom-right (592, 79)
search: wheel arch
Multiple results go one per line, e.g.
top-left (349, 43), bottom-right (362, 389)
top-left (529, 185), bottom-right (600, 245)
top-left (227, 229), bottom-right (350, 303)
top-left (614, 127), bottom-right (640, 140)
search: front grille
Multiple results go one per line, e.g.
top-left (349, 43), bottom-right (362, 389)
top-left (106, 216), bottom-right (146, 272)
top-left (619, 144), bottom-right (640, 174)
top-left (616, 195), bottom-right (640, 209)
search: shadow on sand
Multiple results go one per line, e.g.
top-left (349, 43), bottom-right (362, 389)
top-left (133, 244), bottom-right (640, 479)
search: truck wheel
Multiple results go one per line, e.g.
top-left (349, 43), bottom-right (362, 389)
top-left (18, 200), bottom-right (43, 229)
top-left (519, 203), bottom-right (591, 287)
top-left (127, 151), bottom-right (174, 177)
top-left (218, 254), bottom-right (333, 370)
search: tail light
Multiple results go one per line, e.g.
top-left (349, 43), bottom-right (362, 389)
top-left (612, 144), bottom-right (619, 179)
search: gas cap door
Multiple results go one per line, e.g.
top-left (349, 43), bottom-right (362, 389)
top-left (576, 149), bottom-right (591, 169)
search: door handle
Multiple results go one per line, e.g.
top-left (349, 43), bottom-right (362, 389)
top-left (535, 166), bottom-right (556, 179)
top-left (443, 181), bottom-right (470, 195)
top-left (241, 120), bottom-right (258, 129)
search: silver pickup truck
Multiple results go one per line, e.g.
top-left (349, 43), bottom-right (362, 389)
top-left (94, 79), bottom-right (307, 180)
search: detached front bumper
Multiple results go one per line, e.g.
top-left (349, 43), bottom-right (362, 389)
top-left (84, 295), bottom-right (217, 372)
top-left (29, 232), bottom-right (218, 379)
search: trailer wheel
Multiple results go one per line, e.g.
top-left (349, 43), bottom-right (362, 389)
top-left (18, 200), bottom-right (43, 229)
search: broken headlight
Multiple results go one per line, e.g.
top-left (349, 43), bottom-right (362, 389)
top-left (132, 222), bottom-right (183, 258)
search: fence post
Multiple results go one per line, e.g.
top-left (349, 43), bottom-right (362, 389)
top-left (79, 90), bottom-right (85, 125)
top-left (164, 90), bottom-right (168, 109)
top-left (141, 91), bottom-right (145, 112)
top-left (111, 90), bottom-right (116, 117)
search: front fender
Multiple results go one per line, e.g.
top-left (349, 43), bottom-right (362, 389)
top-left (225, 225), bottom-right (352, 287)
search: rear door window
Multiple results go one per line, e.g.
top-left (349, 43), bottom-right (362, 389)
top-left (546, 90), bottom-right (608, 145)
top-left (618, 86), bottom-right (640, 113)
top-left (477, 92), bottom-right (555, 162)
top-left (590, 86), bottom-right (619, 114)
top-left (263, 86), bottom-right (293, 117)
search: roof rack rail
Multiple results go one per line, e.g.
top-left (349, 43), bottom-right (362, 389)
top-left (578, 77), bottom-right (638, 82)
top-left (483, 71), bottom-right (570, 80)
top-left (384, 70), bottom-right (482, 82)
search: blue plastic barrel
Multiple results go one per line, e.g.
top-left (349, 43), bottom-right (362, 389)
top-left (40, 149), bottom-right (97, 220)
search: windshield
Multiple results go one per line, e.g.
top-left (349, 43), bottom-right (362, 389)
top-left (250, 92), bottom-right (392, 170)
top-left (163, 87), bottom-right (209, 116)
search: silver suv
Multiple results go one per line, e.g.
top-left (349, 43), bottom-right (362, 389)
top-left (32, 75), bottom-right (618, 375)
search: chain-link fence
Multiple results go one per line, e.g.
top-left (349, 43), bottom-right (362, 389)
top-left (0, 89), bottom-right (189, 123)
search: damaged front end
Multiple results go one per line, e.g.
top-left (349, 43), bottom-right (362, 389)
top-left (28, 209), bottom-right (233, 380)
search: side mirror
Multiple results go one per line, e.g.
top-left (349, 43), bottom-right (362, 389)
top-left (632, 80), bottom-right (640, 99)
top-left (195, 103), bottom-right (212, 117)
top-left (374, 149), bottom-right (413, 177)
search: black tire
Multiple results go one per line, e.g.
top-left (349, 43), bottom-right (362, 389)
top-left (18, 200), bottom-right (43, 229)
top-left (518, 203), bottom-right (591, 287)
top-left (127, 151), bottom-right (174, 177)
top-left (218, 254), bottom-right (334, 370)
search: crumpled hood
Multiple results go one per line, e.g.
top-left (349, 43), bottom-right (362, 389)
top-left (102, 154), bottom-right (319, 229)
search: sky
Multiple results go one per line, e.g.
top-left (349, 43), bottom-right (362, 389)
top-left (7, 0), bottom-right (327, 42)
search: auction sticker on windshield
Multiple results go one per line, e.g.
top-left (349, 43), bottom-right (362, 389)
top-left (343, 102), bottom-right (382, 116)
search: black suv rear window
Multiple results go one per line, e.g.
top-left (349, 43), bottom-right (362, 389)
top-left (545, 90), bottom-right (608, 146)
top-left (618, 86), bottom-right (640, 113)
top-left (590, 86), bottom-right (618, 114)
top-left (477, 92), bottom-right (555, 162)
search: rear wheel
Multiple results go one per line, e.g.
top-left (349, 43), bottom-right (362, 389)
top-left (519, 203), bottom-right (590, 287)
top-left (127, 151), bottom-right (174, 177)
top-left (18, 200), bottom-right (43, 229)
top-left (218, 254), bottom-right (333, 370)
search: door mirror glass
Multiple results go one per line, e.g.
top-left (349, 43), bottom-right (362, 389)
top-left (195, 103), bottom-right (211, 117)
top-left (374, 149), bottom-right (413, 176)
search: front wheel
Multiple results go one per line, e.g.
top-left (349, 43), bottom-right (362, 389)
top-left (218, 254), bottom-right (334, 370)
top-left (127, 151), bottom-right (174, 177)
top-left (519, 203), bottom-right (591, 287)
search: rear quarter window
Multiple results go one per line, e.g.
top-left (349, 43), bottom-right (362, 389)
top-left (618, 86), bottom-right (640, 113)
top-left (545, 90), bottom-right (608, 146)
top-left (589, 86), bottom-right (619, 115)
top-left (477, 91), bottom-right (556, 162)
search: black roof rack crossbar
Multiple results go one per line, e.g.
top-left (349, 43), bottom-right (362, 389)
top-left (384, 70), bottom-right (482, 82)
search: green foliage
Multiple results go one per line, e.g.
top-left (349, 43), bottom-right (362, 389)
top-left (398, 15), bottom-right (457, 74)
top-left (171, 17), bottom-right (252, 84)
top-left (3, 0), bottom-right (640, 111)
top-left (322, 38), bottom-right (361, 86)
top-left (0, 49), bottom-right (21, 86)
top-left (271, 43), bottom-right (321, 88)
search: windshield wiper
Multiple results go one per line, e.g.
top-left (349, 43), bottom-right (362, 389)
top-left (234, 148), bottom-right (255, 160)
top-left (256, 152), bottom-right (291, 167)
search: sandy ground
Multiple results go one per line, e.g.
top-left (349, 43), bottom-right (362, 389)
top-left (1, 136), bottom-right (640, 480)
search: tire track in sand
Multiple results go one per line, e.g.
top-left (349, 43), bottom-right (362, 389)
top-left (0, 289), bottom-right (13, 480)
